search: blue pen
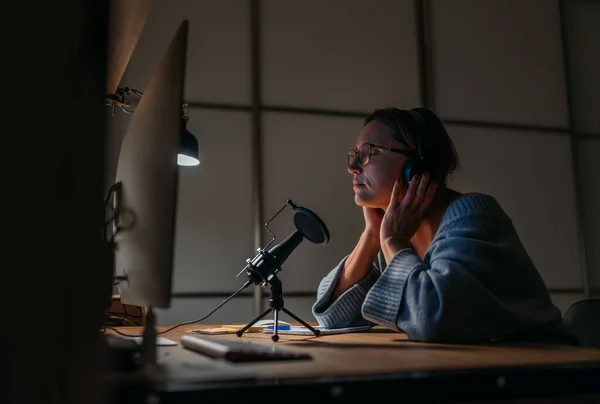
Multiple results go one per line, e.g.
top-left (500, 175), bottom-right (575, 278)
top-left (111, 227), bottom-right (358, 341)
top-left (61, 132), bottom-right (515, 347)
top-left (266, 324), bottom-right (291, 330)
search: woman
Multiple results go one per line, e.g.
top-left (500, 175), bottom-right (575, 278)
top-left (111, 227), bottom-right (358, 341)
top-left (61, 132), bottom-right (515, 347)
top-left (312, 107), bottom-right (567, 343)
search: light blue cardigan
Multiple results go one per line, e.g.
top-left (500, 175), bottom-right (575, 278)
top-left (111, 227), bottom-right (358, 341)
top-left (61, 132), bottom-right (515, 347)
top-left (312, 193), bottom-right (564, 343)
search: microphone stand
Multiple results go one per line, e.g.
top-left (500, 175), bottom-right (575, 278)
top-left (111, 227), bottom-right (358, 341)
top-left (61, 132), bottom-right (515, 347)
top-left (236, 274), bottom-right (321, 342)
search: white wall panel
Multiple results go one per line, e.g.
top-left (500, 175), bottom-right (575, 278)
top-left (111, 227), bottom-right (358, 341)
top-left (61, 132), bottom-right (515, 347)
top-left (156, 297), bottom-right (255, 325)
top-left (577, 138), bottom-right (600, 290)
top-left (446, 125), bottom-right (582, 289)
top-left (121, 0), bottom-right (251, 104)
top-left (261, 0), bottom-right (420, 111)
top-left (431, 0), bottom-right (568, 127)
top-left (565, 0), bottom-right (600, 134)
top-left (262, 112), bottom-right (366, 292)
top-left (172, 110), bottom-right (254, 292)
top-left (156, 297), bottom-right (316, 328)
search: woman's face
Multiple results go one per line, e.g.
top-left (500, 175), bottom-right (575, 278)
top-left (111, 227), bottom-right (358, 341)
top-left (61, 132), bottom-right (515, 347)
top-left (348, 121), bottom-right (410, 209)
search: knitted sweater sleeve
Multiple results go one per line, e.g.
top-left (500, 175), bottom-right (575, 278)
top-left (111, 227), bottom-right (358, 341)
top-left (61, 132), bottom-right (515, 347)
top-left (311, 253), bottom-right (381, 328)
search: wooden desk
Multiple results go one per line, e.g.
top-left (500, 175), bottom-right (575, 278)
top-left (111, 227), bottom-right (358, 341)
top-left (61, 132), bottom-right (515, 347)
top-left (105, 324), bottom-right (600, 403)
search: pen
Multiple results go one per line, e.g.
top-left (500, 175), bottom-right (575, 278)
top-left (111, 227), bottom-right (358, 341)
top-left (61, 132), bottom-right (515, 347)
top-left (266, 324), bottom-right (292, 330)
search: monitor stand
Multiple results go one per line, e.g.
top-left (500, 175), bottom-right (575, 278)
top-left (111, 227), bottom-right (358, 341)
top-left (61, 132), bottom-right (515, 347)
top-left (104, 332), bottom-right (140, 372)
top-left (103, 310), bottom-right (161, 402)
top-left (103, 306), bottom-right (159, 373)
top-left (140, 306), bottom-right (157, 369)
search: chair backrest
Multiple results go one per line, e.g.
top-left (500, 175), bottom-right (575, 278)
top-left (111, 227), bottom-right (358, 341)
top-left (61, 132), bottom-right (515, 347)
top-left (563, 299), bottom-right (600, 348)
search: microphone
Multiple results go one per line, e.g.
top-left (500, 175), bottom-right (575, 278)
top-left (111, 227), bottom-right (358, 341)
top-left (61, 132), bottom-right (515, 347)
top-left (236, 200), bottom-right (330, 287)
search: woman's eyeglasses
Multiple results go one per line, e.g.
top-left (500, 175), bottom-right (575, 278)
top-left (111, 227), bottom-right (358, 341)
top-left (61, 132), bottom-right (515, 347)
top-left (348, 143), bottom-right (409, 167)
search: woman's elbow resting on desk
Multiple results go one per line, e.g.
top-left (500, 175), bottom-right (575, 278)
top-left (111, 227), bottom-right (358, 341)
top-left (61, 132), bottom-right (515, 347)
top-left (313, 285), bottom-right (375, 329)
top-left (312, 256), bottom-right (380, 328)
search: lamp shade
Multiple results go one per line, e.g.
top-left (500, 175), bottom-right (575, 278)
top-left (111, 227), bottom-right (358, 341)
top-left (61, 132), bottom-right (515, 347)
top-left (178, 119), bottom-right (199, 166)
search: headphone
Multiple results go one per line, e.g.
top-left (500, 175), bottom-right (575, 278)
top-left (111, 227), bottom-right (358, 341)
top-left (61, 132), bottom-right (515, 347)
top-left (399, 109), bottom-right (428, 185)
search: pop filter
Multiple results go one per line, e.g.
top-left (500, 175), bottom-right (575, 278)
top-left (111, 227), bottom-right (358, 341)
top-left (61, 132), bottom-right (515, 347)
top-left (291, 204), bottom-right (330, 245)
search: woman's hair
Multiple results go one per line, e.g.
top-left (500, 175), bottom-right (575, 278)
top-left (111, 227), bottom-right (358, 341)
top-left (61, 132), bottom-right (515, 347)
top-left (364, 107), bottom-right (460, 184)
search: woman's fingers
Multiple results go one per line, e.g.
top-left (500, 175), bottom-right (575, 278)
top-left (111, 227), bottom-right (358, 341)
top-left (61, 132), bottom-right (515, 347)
top-left (413, 173), bottom-right (430, 205)
top-left (389, 178), bottom-right (403, 210)
top-left (402, 174), bottom-right (420, 207)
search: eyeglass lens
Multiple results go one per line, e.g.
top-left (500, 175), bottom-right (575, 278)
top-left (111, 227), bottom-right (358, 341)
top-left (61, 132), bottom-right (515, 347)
top-left (348, 144), bottom-right (371, 166)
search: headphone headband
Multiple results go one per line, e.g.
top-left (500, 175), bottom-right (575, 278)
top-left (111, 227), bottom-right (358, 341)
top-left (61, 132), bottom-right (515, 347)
top-left (380, 108), bottom-right (428, 185)
top-left (407, 109), bottom-right (426, 160)
top-left (407, 110), bottom-right (426, 132)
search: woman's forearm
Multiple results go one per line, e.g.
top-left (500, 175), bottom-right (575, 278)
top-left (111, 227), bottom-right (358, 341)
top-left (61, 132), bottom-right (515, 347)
top-left (332, 230), bottom-right (380, 300)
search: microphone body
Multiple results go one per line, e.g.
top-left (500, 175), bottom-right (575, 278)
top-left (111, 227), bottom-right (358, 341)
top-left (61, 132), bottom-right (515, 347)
top-left (245, 230), bottom-right (304, 286)
top-left (237, 200), bottom-right (330, 288)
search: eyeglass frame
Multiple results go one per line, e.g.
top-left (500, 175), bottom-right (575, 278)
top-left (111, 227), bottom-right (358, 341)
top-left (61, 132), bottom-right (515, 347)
top-left (348, 143), bottom-right (413, 167)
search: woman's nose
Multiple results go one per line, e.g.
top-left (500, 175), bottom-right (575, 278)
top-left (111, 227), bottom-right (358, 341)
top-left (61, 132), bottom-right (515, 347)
top-left (347, 158), bottom-right (362, 175)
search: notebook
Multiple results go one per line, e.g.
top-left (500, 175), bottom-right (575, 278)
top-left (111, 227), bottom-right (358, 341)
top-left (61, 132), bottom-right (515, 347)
top-left (261, 325), bottom-right (373, 336)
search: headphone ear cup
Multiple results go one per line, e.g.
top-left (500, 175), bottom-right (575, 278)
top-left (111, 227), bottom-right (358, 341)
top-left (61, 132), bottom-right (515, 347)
top-left (401, 159), bottom-right (425, 185)
top-left (402, 160), bottom-right (414, 185)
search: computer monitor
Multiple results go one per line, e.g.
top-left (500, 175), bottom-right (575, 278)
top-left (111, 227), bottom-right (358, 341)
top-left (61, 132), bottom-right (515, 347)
top-left (109, 20), bottom-right (189, 310)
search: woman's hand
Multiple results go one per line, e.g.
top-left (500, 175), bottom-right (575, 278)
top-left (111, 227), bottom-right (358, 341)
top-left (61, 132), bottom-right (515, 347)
top-left (380, 172), bottom-right (438, 262)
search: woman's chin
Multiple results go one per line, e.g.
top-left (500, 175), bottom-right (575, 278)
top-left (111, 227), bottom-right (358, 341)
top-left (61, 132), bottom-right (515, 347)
top-left (353, 186), bottom-right (388, 207)
top-left (354, 193), bottom-right (378, 208)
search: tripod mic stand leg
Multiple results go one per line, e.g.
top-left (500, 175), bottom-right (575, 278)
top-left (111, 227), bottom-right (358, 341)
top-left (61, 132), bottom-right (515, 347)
top-left (281, 307), bottom-right (321, 337)
top-left (236, 307), bottom-right (272, 337)
top-left (271, 309), bottom-right (280, 342)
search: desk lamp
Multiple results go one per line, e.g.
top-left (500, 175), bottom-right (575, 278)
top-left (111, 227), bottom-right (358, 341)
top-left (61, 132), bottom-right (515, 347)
top-left (178, 104), bottom-right (200, 166)
top-left (105, 91), bottom-right (199, 167)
